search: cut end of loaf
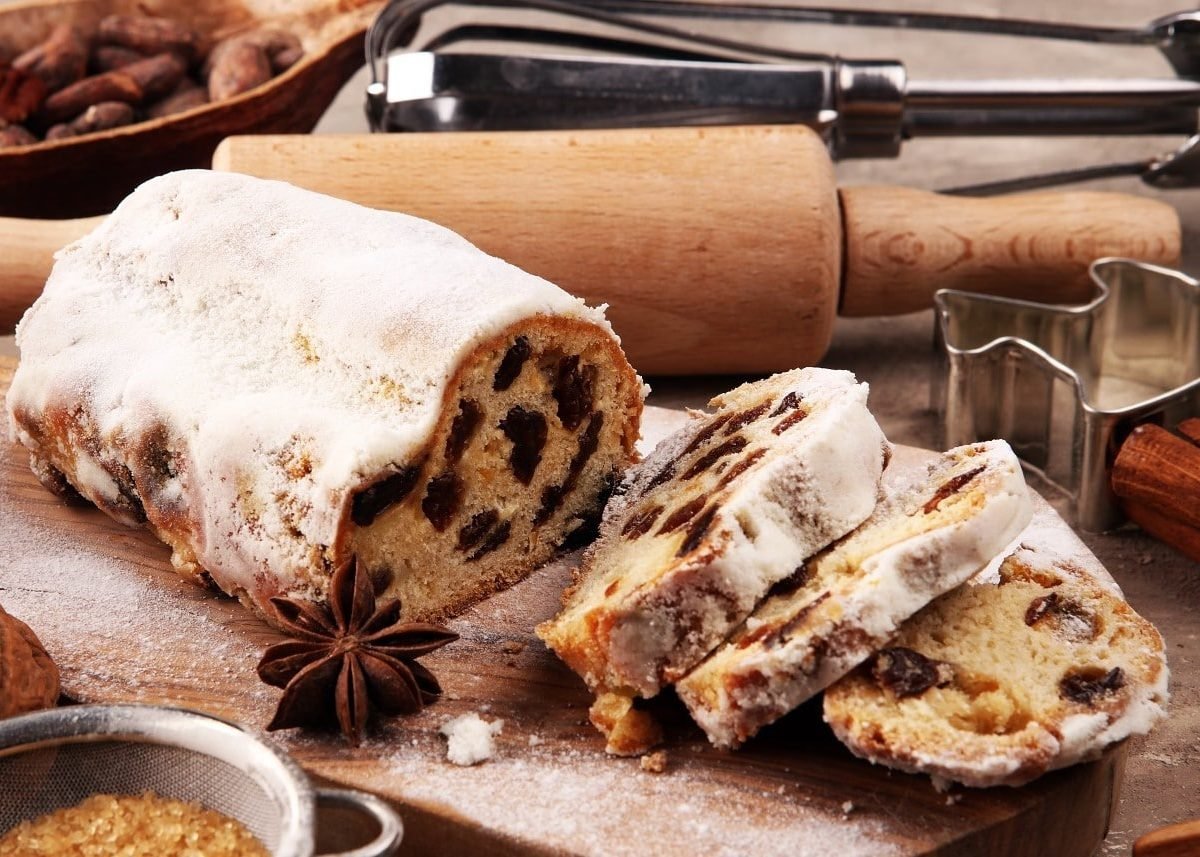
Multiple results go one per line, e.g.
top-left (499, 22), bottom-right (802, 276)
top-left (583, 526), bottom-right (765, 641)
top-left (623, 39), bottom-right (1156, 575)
top-left (345, 316), bottom-right (642, 622)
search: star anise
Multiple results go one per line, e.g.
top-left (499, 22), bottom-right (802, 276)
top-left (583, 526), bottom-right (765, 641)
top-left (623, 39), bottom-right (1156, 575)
top-left (257, 557), bottom-right (458, 746)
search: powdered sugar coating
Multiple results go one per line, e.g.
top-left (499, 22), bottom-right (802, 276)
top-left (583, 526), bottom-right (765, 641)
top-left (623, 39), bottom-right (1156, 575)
top-left (7, 170), bottom-right (618, 606)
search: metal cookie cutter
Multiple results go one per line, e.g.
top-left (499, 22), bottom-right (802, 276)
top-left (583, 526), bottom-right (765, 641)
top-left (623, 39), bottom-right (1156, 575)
top-left (934, 258), bottom-right (1200, 533)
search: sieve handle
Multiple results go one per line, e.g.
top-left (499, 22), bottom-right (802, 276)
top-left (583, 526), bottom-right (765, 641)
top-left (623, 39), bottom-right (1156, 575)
top-left (314, 788), bottom-right (404, 857)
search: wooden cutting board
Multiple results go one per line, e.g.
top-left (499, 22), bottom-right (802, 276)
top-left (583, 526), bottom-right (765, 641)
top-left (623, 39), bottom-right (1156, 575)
top-left (0, 356), bottom-right (1124, 857)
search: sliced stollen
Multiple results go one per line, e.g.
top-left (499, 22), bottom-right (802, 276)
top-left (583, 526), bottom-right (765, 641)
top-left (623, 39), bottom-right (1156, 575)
top-left (537, 367), bottom-right (889, 701)
top-left (823, 542), bottom-right (1169, 788)
top-left (677, 440), bottom-right (1033, 749)
top-left (7, 170), bottom-right (643, 625)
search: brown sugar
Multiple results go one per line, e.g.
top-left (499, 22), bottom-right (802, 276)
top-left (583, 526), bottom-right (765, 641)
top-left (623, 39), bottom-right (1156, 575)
top-left (0, 791), bottom-right (271, 857)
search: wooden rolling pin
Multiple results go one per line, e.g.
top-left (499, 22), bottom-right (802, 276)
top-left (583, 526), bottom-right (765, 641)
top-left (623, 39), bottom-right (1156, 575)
top-left (0, 125), bottom-right (1181, 375)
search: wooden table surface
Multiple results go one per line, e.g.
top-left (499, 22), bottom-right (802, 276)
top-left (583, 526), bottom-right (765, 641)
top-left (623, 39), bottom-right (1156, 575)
top-left (1, 0), bottom-right (1196, 853)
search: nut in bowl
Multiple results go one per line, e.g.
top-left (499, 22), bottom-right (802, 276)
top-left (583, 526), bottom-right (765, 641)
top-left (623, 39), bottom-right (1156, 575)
top-left (0, 0), bottom-right (382, 218)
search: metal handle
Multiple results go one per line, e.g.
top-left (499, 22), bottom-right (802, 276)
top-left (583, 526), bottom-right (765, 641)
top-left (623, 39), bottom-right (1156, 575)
top-left (314, 788), bottom-right (404, 857)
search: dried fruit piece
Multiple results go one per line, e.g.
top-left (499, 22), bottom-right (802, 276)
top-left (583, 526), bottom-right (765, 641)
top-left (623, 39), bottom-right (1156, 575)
top-left (766, 563), bottom-right (812, 598)
top-left (445, 399), bottom-right (482, 464)
top-left (535, 412), bottom-right (603, 523)
top-left (457, 509), bottom-right (499, 551)
top-left (923, 466), bottom-right (985, 514)
top-left (1025, 592), bottom-right (1101, 642)
top-left (681, 435), bottom-right (748, 480)
top-left (621, 503), bottom-right (663, 538)
top-left (493, 336), bottom-right (531, 391)
top-left (722, 401), bottom-right (772, 435)
top-left (656, 496), bottom-right (707, 536)
top-left (681, 413), bottom-right (731, 456)
top-left (871, 647), bottom-right (954, 699)
top-left (771, 409), bottom-right (807, 435)
top-left (676, 503), bottom-right (718, 557)
top-left (553, 355), bottom-right (596, 430)
top-left (500, 406), bottom-right (548, 485)
top-left (468, 520), bottom-right (511, 561)
top-left (352, 465), bottom-right (420, 526)
top-left (13, 25), bottom-right (88, 93)
top-left (0, 65), bottom-right (47, 123)
top-left (1060, 666), bottom-right (1125, 705)
top-left (207, 38), bottom-right (272, 101)
top-left (422, 471), bottom-right (463, 531)
top-left (770, 391), bottom-right (802, 416)
top-left (715, 447), bottom-right (767, 490)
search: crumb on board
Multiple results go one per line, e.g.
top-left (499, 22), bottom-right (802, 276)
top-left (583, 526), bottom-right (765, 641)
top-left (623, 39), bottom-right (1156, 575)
top-left (440, 712), bottom-right (504, 766)
top-left (640, 750), bottom-right (668, 774)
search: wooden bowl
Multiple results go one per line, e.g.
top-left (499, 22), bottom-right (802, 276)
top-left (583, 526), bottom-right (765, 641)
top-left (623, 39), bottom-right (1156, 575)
top-left (0, 0), bottom-right (383, 218)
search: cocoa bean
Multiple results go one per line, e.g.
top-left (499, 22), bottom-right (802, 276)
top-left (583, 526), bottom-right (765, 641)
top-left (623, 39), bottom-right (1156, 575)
top-left (68, 101), bottom-right (135, 135)
top-left (205, 29), bottom-right (301, 76)
top-left (98, 15), bottom-right (200, 62)
top-left (122, 53), bottom-right (187, 101)
top-left (44, 122), bottom-right (73, 140)
top-left (270, 45), bottom-right (304, 74)
top-left (13, 25), bottom-right (88, 93)
top-left (145, 80), bottom-right (209, 119)
top-left (206, 38), bottom-right (272, 101)
top-left (41, 70), bottom-right (142, 124)
top-left (91, 45), bottom-right (146, 73)
top-left (0, 122), bottom-right (38, 147)
top-left (0, 64), bottom-right (47, 123)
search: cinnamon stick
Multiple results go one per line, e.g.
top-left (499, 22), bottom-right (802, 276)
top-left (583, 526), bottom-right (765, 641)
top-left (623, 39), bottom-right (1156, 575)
top-left (1112, 424), bottom-right (1200, 532)
top-left (1121, 498), bottom-right (1200, 565)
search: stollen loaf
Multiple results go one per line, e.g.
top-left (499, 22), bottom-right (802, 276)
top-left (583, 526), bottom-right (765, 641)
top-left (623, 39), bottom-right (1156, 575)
top-left (7, 170), bottom-right (643, 623)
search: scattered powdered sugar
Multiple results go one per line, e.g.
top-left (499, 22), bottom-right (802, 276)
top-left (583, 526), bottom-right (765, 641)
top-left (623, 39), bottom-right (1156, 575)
top-left (330, 734), bottom-right (907, 857)
top-left (0, 485), bottom-right (271, 712)
top-left (440, 713), bottom-right (503, 766)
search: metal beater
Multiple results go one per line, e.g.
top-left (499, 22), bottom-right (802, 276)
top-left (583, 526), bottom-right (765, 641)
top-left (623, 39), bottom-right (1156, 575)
top-left (364, 0), bottom-right (1200, 193)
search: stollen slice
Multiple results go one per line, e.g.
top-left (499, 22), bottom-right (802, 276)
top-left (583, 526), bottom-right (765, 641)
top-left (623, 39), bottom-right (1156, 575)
top-left (537, 368), bottom-right (889, 703)
top-left (823, 542), bottom-right (1169, 787)
top-left (677, 440), bottom-right (1033, 749)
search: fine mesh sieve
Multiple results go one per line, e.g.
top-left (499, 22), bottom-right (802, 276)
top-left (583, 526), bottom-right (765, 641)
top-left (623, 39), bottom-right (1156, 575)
top-left (0, 704), bottom-right (403, 857)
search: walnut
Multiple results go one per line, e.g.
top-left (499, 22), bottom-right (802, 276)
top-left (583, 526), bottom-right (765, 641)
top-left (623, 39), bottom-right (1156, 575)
top-left (0, 603), bottom-right (60, 718)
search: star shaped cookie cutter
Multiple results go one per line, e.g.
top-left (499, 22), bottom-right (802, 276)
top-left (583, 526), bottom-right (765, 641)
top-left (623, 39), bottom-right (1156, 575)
top-left (933, 258), bottom-right (1200, 533)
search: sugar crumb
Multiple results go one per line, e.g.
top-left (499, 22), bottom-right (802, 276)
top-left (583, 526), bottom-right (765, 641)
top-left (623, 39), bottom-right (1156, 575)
top-left (440, 713), bottom-right (503, 766)
top-left (640, 751), bottom-right (668, 774)
top-left (841, 801), bottom-right (855, 815)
